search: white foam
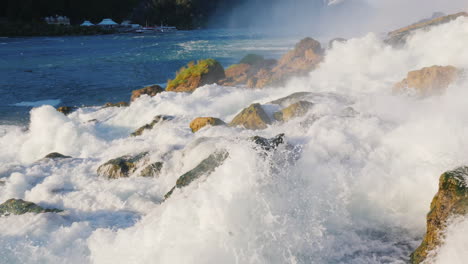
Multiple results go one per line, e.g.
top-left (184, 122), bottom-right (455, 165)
top-left (13, 99), bottom-right (62, 107)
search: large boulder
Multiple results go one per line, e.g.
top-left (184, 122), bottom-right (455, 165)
top-left (56, 106), bottom-right (77, 115)
top-left (273, 101), bottom-right (314, 122)
top-left (251, 37), bottom-right (324, 88)
top-left (140, 162), bottom-right (163, 178)
top-left (0, 199), bottom-right (62, 216)
top-left (97, 152), bottom-right (149, 179)
top-left (189, 117), bottom-right (226, 133)
top-left (411, 167), bottom-right (468, 263)
top-left (386, 12), bottom-right (468, 46)
top-left (229, 103), bottom-right (272, 130)
top-left (166, 59), bottom-right (225, 92)
top-left (104, 101), bottom-right (129, 108)
top-left (131, 84), bottom-right (164, 102)
top-left (131, 115), bottom-right (173, 137)
top-left (164, 150), bottom-right (229, 200)
top-left (43, 152), bottom-right (72, 159)
top-left (393, 65), bottom-right (459, 96)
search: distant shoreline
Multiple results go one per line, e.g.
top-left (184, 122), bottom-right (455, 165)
top-left (0, 22), bottom-right (118, 37)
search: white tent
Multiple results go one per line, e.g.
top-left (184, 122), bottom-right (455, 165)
top-left (98, 18), bottom-right (118, 27)
top-left (80, 20), bottom-right (94, 26)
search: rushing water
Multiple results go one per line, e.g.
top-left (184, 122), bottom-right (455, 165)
top-left (1, 18), bottom-right (468, 264)
top-left (0, 30), bottom-right (296, 125)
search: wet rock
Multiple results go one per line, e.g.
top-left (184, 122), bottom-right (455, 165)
top-left (104, 101), bottom-right (129, 108)
top-left (166, 59), bottom-right (225, 92)
top-left (220, 64), bottom-right (251, 86)
top-left (250, 133), bottom-right (285, 151)
top-left (328, 38), bottom-right (347, 49)
top-left (0, 180), bottom-right (5, 186)
top-left (251, 37), bottom-right (324, 88)
top-left (131, 115), bottom-right (173, 136)
top-left (56, 106), bottom-right (77, 115)
top-left (140, 162), bottom-right (163, 177)
top-left (273, 101), bottom-right (314, 122)
top-left (97, 152), bottom-right (149, 179)
top-left (269, 92), bottom-right (313, 106)
top-left (394, 65), bottom-right (460, 96)
top-left (220, 55), bottom-right (277, 87)
top-left (164, 150), bottom-right (229, 199)
top-left (229, 103), bottom-right (271, 130)
top-left (189, 117), bottom-right (226, 133)
top-left (0, 199), bottom-right (62, 216)
top-left (43, 152), bottom-right (72, 159)
top-left (411, 167), bottom-right (468, 263)
top-left (130, 84), bottom-right (164, 102)
top-left (386, 12), bottom-right (468, 46)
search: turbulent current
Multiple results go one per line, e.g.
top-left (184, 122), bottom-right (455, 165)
top-left (1, 17), bottom-right (468, 264)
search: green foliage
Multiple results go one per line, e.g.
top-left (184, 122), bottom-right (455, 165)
top-left (167, 59), bottom-right (220, 90)
top-left (0, 22), bottom-right (115, 37)
top-left (240, 54), bottom-right (265, 65)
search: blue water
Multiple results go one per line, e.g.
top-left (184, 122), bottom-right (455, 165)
top-left (0, 30), bottom-right (295, 125)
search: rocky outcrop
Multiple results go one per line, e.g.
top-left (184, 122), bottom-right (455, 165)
top-left (250, 133), bottom-right (285, 151)
top-left (140, 162), bottom-right (163, 177)
top-left (250, 38), bottom-right (324, 88)
top-left (273, 101), bottom-right (314, 122)
top-left (104, 102), bottom-right (129, 108)
top-left (97, 152), bottom-right (149, 179)
top-left (328, 38), bottom-right (347, 49)
top-left (229, 103), bottom-right (271, 130)
top-left (131, 115), bottom-right (173, 136)
top-left (164, 150), bottom-right (229, 199)
top-left (386, 12), bottom-right (468, 46)
top-left (393, 65), bottom-right (459, 96)
top-left (411, 167), bottom-right (468, 263)
top-left (189, 117), bottom-right (226, 132)
top-left (56, 106), bottom-right (77, 115)
top-left (0, 199), bottom-right (62, 216)
top-left (43, 152), bottom-right (72, 159)
top-left (166, 59), bottom-right (225, 92)
top-left (130, 84), bottom-right (164, 102)
top-left (221, 54), bottom-right (278, 87)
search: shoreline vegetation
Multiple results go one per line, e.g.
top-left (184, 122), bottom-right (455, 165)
top-left (0, 22), bottom-right (116, 37)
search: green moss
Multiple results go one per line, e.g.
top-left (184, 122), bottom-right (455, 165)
top-left (167, 59), bottom-right (221, 90)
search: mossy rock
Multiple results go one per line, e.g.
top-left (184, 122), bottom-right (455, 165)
top-left (250, 133), bottom-right (285, 151)
top-left (56, 106), bottom-right (77, 115)
top-left (131, 115), bottom-right (174, 137)
top-left (189, 117), bottom-right (226, 133)
top-left (273, 101), bottom-right (314, 122)
top-left (0, 199), bottom-right (62, 216)
top-left (240, 54), bottom-right (265, 65)
top-left (97, 152), bottom-right (149, 179)
top-left (164, 150), bottom-right (229, 200)
top-left (410, 166), bottom-right (468, 263)
top-left (104, 102), bottom-right (129, 108)
top-left (166, 59), bottom-right (225, 92)
top-left (229, 103), bottom-right (271, 130)
top-left (130, 84), bottom-right (164, 102)
top-left (140, 162), bottom-right (163, 177)
top-left (43, 152), bottom-right (72, 159)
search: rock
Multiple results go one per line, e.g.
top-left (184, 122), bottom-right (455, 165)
top-left (269, 92), bottom-right (313, 106)
top-left (43, 152), bottom-right (72, 159)
top-left (104, 101), bottom-right (129, 108)
top-left (131, 115), bottom-right (173, 137)
top-left (410, 167), bottom-right (468, 263)
top-left (250, 133), bottom-right (285, 151)
top-left (328, 38), bottom-right (347, 49)
top-left (97, 152), bottom-right (149, 179)
top-left (166, 59), bottom-right (225, 92)
top-left (229, 103), bottom-right (272, 130)
top-left (56, 106), bottom-right (77, 115)
top-left (0, 180), bottom-right (5, 186)
top-left (220, 64), bottom-right (252, 86)
top-left (130, 84), bottom-right (164, 102)
top-left (393, 65), bottom-right (460, 96)
top-left (164, 150), bottom-right (229, 199)
top-left (386, 12), bottom-right (468, 46)
top-left (0, 199), bottom-right (62, 216)
top-left (140, 162), bottom-right (163, 177)
top-left (251, 37), bottom-right (324, 88)
top-left (239, 54), bottom-right (265, 65)
top-left (273, 101), bottom-right (314, 122)
top-left (189, 117), bottom-right (226, 133)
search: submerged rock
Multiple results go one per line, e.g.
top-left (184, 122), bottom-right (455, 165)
top-left (130, 84), bottom-right (164, 102)
top-left (166, 59), bottom-right (225, 92)
top-left (43, 152), bottom-right (72, 159)
top-left (229, 103), bottom-right (271, 130)
top-left (104, 101), bottom-right (129, 108)
top-left (273, 101), bottom-right (314, 122)
top-left (250, 133), bottom-right (285, 151)
top-left (394, 65), bottom-right (459, 96)
top-left (0, 199), bottom-right (62, 216)
top-left (131, 115), bottom-right (173, 136)
top-left (386, 12), bottom-right (468, 46)
top-left (97, 152), bottom-right (149, 179)
top-left (410, 167), bottom-right (468, 263)
top-left (140, 162), bottom-right (163, 177)
top-left (164, 150), bottom-right (229, 200)
top-left (56, 106), bottom-right (77, 115)
top-left (189, 117), bottom-right (226, 133)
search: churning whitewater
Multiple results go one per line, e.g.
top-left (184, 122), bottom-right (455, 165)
top-left (1, 17), bottom-right (468, 264)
